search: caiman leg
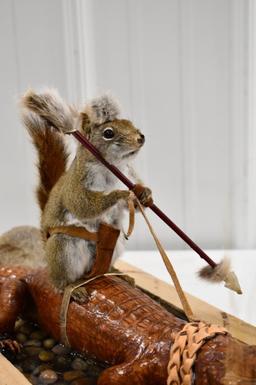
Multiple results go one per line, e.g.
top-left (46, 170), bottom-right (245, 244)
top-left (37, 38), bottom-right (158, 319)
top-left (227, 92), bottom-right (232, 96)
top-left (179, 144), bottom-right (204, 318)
top-left (0, 277), bottom-right (27, 351)
top-left (98, 358), bottom-right (158, 385)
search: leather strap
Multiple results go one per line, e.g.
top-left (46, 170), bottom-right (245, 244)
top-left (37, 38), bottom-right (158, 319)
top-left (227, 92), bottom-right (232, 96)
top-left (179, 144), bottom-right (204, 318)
top-left (123, 192), bottom-right (136, 239)
top-left (167, 321), bottom-right (228, 385)
top-left (87, 223), bottom-right (120, 278)
top-left (134, 196), bottom-right (194, 321)
top-left (48, 223), bottom-right (119, 278)
top-left (48, 226), bottom-right (98, 242)
top-left (60, 271), bottom-right (132, 346)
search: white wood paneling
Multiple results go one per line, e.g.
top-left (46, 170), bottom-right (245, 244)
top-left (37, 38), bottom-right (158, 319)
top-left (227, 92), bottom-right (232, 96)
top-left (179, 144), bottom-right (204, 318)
top-left (0, 0), bottom-right (68, 233)
top-left (246, 0), bottom-right (256, 248)
top-left (229, 0), bottom-right (248, 248)
top-left (180, 0), bottom-right (232, 248)
top-left (62, 0), bottom-right (250, 250)
top-left (0, 0), bottom-right (253, 251)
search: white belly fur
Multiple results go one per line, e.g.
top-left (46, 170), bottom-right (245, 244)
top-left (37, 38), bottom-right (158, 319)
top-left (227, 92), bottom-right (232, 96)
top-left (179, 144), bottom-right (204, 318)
top-left (63, 163), bottom-right (129, 276)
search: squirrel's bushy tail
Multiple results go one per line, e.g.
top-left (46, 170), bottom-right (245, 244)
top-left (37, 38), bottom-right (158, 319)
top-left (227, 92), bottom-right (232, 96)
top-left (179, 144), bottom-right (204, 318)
top-left (22, 109), bottom-right (69, 212)
top-left (21, 89), bottom-right (75, 211)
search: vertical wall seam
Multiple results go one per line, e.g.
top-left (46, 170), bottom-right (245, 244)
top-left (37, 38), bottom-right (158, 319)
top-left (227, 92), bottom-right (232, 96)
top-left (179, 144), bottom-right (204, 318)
top-left (178, 0), bottom-right (187, 233)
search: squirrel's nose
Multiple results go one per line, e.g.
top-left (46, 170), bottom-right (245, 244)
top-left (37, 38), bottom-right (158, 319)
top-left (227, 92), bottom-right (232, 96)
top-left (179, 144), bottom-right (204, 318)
top-left (137, 134), bottom-right (145, 145)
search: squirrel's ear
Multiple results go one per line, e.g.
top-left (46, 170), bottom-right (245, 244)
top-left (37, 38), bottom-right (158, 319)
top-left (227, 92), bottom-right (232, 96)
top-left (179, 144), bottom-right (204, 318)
top-left (83, 93), bottom-right (121, 125)
top-left (79, 112), bottom-right (92, 138)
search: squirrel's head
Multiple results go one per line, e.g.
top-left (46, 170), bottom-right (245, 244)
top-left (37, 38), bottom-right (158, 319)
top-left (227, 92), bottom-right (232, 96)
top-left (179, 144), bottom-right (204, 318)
top-left (79, 94), bottom-right (145, 162)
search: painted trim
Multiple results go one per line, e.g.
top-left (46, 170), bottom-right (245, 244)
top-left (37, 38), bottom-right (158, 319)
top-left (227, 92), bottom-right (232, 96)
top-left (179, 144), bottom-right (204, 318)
top-left (245, 0), bottom-right (256, 247)
top-left (62, 0), bottom-right (96, 103)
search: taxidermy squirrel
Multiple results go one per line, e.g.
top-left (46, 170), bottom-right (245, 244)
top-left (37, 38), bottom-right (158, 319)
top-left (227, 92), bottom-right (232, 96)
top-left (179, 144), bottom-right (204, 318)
top-left (21, 89), bottom-right (152, 293)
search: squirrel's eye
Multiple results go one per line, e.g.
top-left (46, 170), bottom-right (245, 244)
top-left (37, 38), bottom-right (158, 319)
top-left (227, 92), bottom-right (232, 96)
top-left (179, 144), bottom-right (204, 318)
top-left (103, 128), bottom-right (114, 140)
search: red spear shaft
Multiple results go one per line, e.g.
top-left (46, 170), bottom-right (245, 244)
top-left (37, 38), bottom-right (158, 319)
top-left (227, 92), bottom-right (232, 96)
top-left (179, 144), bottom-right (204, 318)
top-left (72, 130), bottom-right (217, 269)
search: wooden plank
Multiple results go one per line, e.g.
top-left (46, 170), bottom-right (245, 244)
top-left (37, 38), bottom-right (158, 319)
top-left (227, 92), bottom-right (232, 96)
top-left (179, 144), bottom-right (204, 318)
top-left (115, 260), bottom-right (256, 345)
top-left (0, 354), bottom-right (30, 385)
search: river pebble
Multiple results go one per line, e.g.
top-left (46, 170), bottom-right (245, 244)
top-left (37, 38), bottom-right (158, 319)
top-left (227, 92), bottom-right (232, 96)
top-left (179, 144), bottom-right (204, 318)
top-left (39, 369), bottom-right (58, 384)
top-left (31, 330), bottom-right (47, 340)
top-left (33, 364), bottom-right (52, 376)
top-left (39, 350), bottom-right (55, 362)
top-left (1, 319), bottom-right (104, 385)
top-left (20, 324), bottom-right (33, 335)
top-left (63, 370), bottom-right (85, 381)
top-left (52, 343), bottom-right (70, 355)
top-left (24, 346), bottom-right (42, 356)
top-left (24, 339), bottom-right (42, 347)
top-left (16, 332), bottom-right (27, 343)
top-left (22, 357), bottom-right (38, 372)
top-left (53, 382), bottom-right (67, 385)
top-left (14, 318), bottom-right (25, 331)
top-left (71, 378), bottom-right (95, 385)
top-left (43, 338), bottom-right (56, 349)
top-left (71, 357), bottom-right (89, 371)
top-left (24, 373), bottom-right (38, 385)
top-left (55, 355), bottom-right (72, 370)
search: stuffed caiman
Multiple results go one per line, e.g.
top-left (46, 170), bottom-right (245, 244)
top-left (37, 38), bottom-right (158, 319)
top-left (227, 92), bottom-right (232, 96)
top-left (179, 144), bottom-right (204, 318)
top-left (0, 227), bottom-right (255, 385)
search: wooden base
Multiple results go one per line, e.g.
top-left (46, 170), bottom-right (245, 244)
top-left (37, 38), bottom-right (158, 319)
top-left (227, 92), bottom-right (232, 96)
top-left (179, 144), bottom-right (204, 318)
top-left (116, 260), bottom-right (256, 345)
top-left (0, 354), bottom-right (30, 385)
top-left (1, 261), bottom-right (255, 384)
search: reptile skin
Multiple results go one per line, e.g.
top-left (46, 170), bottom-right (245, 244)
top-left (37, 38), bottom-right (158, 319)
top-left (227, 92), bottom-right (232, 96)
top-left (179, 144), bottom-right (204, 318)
top-left (0, 265), bottom-right (255, 385)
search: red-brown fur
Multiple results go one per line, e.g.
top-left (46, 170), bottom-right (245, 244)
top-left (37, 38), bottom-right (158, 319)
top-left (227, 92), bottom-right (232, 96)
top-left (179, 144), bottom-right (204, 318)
top-left (24, 114), bottom-right (69, 212)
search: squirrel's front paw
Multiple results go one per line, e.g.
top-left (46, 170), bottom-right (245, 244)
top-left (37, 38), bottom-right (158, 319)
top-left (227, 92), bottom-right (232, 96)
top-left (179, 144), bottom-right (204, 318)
top-left (132, 184), bottom-right (153, 207)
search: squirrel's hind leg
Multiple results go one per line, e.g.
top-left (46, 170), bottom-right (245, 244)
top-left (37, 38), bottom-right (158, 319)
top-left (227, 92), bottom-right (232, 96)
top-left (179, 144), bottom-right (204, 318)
top-left (46, 234), bottom-right (94, 293)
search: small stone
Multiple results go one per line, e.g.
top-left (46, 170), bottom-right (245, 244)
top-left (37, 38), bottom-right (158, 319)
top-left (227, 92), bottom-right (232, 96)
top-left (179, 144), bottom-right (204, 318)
top-left (22, 357), bottom-right (38, 372)
top-left (33, 364), bottom-right (51, 376)
top-left (54, 355), bottom-right (72, 370)
top-left (14, 318), bottom-right (25, 332)
top-left (16, 350), bottom-right (27, 360)
top-left (71, 379), bottom-right (95, 385)
top-left (84, 359), bottom-right (97, 367)
top-left (39, 350), bottom-right (55, 362)
top-left (43, 338), bottom-right (56, 349)
top-left (71, 357), bottom-right (89, 371)
top-left (52, 344), bottom-right (70, 355)
top-left (24, 346), bottom-right (42, 356)
top-left (86, 365), bottom-right (102, 377)
top-left (16, 333), bottom-right (27, 343)
top-left (20, 324), bottom-right (33, 335)
top-left (24, 373), bottom-right (37, 385)
top-left (30, 330), bottom-right (47, 340)
top-left (54, 382), bottom-right (67, 385)
top-left (39, 369), bottom-right (58, 384)
top-left (63, 370), bottom-right (85, 381)
top-left (24, 339), bottom-right (42, 347)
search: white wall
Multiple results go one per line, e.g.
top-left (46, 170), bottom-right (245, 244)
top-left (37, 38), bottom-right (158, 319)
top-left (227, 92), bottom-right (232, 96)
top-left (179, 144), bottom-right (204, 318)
top-left (0, 0), bottom-right (254, 252)
top-left (0, 0), bottom-right (68, 233)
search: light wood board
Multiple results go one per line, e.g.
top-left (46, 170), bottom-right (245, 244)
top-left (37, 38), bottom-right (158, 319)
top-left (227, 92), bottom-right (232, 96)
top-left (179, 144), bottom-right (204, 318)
top-left (0, 353), bottom-right (30, 385)
top-left (116, 260), bottom-right (256, 345)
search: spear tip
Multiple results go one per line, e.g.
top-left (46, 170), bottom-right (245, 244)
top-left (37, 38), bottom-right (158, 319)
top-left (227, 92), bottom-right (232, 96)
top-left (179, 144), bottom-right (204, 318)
top-left (198, 257), bottom-right (242, 295)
